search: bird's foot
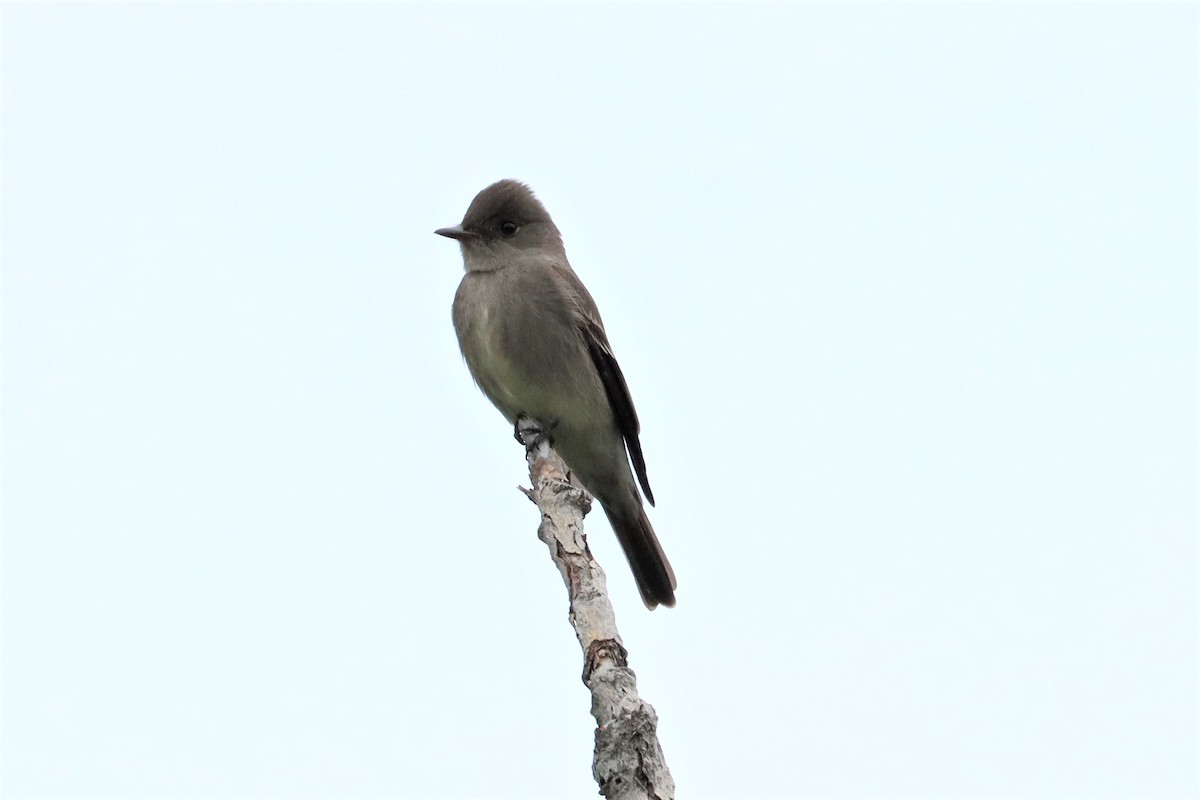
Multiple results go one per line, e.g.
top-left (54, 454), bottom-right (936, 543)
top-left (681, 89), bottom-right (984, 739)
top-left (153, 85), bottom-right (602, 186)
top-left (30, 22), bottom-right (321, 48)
top-left (514, 415), bottom-right (556, 451)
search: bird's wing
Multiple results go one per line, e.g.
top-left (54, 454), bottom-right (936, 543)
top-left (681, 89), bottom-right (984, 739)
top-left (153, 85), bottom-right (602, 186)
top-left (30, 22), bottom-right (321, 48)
top-left (553, 264), bottom-right (655, 507)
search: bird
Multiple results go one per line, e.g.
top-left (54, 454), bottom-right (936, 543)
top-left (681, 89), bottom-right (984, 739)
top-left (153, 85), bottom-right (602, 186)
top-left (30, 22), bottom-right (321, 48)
top-left (436, 179), bottom-right (676, 609)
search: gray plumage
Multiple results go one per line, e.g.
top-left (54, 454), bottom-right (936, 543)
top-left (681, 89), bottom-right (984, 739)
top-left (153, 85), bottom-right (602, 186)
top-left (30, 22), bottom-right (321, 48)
top-left (438, 180), bottom-right (676, 609)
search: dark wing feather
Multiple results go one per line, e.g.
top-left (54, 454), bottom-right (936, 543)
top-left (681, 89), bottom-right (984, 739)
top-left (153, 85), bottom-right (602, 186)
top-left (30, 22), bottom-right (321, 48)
top-left (554, 264), bottom-right (655, 507)
top-left (580, 318), bottom-right (654, 505)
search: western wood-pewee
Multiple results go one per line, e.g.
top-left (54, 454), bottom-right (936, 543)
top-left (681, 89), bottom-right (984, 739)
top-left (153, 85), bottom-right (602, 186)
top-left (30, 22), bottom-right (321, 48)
top-left (437, 180), bottom-right (676, 609)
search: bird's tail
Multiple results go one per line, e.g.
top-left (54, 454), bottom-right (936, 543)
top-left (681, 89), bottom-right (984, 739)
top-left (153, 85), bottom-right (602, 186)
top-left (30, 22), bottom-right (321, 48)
top-left (603, 503), bottom-right (677, 609)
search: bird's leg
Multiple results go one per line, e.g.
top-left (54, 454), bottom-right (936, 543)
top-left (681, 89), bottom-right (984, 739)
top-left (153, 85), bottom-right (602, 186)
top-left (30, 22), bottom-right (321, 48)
top-left (516, 415), bottom-right (581, 502)
top-left (513, 415), bottom-right (537, 446)
top-left (514, 415), bottom-right (556, 450)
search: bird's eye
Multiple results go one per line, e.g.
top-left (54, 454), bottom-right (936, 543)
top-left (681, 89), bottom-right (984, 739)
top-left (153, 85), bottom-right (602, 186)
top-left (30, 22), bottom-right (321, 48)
top-left (499, 221), bottom-right (519, 236)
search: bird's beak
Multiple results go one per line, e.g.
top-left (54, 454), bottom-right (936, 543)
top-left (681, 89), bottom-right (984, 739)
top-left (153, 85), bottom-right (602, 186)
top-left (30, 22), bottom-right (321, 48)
top-left (435, 225), bottom-right (477, 242)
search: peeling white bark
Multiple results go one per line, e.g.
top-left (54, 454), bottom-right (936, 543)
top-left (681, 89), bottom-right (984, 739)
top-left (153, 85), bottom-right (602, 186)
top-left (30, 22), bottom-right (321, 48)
top-left (517, 426), bottom-right (675, 800)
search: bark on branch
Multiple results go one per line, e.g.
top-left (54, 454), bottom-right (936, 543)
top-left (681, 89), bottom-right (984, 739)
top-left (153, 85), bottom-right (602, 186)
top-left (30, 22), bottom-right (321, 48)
top-left (517, 423), bottom-right (675, 800)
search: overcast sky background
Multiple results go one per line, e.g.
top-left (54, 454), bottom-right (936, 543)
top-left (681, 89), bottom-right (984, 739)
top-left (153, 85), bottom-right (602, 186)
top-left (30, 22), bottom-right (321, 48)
top-left (1, 3), bottom-right (1196, 799)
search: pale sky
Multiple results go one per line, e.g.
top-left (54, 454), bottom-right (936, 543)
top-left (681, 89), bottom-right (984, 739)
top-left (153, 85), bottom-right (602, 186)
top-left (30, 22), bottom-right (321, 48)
top-left (1, 3), bottom-right (1196, 798)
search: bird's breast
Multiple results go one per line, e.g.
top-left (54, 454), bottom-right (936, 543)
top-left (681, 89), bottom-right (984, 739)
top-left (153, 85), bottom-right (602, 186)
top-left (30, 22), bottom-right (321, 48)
top-left (454, 267), bottom-right (607, 428)
top-left (455, 273), bottom-right (529, 419)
